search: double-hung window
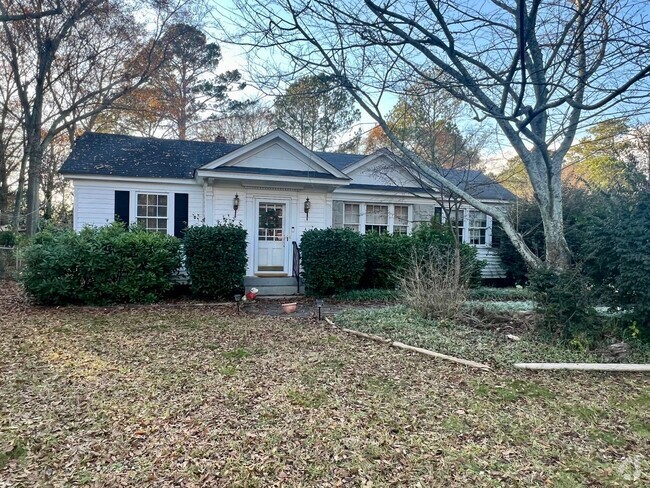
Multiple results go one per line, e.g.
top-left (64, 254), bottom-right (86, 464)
top-left (365, 204), bottom-right (389, 234)
top-left (393, 205), bottom-right (409, 234)
top-left (468, 210), bottom-right (487, 245)
top-left (137, 193), bottom-right (168, 233)
top-left (343, 203), bottom-right (360, 231)
top-left (334, 202), bottom-right (411, 234)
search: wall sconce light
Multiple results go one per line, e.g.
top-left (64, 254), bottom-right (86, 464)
top-left (233, 193), bottom-right (240, 218)
top-left (304, 197), bottom-right (311, 221)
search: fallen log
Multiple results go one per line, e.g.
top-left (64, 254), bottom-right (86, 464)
top-left (392, 341), bottom-right (491, 370)
top-left (340, 327), bottom-right (392, 345)
top-left (514, 362), bottom-right (650, 372)
top-left (325, 316), bottom-right (490, 370)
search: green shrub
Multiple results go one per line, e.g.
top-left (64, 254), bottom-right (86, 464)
top-left (577, 190), bottom-right (650, 340)
top-left (300, 228), bottom-right (365, 295)
top-left (360, 232), bottom-right (412, 288)
top-left (411, 222), bottom-right (485, 287)
top-left (529, 266), bottom-right (602, 344)
top-left (0, 230), bottom-right (17, 247)
top-left (184, 220), bottom-right (247, 299)
top-left (21, 223), bottom-right (181, 305)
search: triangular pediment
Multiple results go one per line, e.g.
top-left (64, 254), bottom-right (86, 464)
top-left (345, 152), bottom-right (424, 187)
top-left (199, 129), bottom-right (349, 179)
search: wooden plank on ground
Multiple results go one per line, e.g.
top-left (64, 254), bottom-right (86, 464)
top-left (325, 316), bottom-right (490, 370)
top-left (514, 363), bottom-right (650, 372)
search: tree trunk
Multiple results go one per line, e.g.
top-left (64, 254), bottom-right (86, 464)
top-left (0, 144), bottom-right (8, 226)
top-left (539, 201), bottom-right (571, 270)
top-left (24, 131), bottom-right (43, 236)
top-left (529, 154), bottom-right (572, 271)
top-left (12, 150), bottom-right (27, 229)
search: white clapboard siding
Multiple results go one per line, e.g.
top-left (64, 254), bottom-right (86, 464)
top-left (72, 179), bottom-right (204, 232)
top-left (477, 247), bottom-right (507, 279)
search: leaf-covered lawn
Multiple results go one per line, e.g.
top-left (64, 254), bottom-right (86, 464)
top-left (1, 287), bottom-right (648, 486)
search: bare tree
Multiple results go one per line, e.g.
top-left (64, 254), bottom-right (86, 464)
top-left (0, 0), bottom-right (62, 22)
top-left (0, 44), bottom-right (22, 226)
top-left (1, 0), bottom-right (195, 234)
top-left (229, 0), bottom-right (650, 271)
top-left (196, 100), bottom-right (275, 144)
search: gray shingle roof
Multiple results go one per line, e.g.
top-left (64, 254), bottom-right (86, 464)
top-left (60, 132), bottom-right (514, 201)
top-left (60, 132), bottom-right (242, 179)
top-left (315, 151), bottom-right (364, 170)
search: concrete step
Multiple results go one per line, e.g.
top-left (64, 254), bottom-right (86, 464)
top-left (245, 276), bottom-right (298, 287)
top-left (244, 276), bottom-right (304, 296)
top-left (254, 285), bottom-right (303, 296)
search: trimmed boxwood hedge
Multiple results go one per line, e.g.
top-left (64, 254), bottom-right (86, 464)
top-left (300, 228), bottom-right (366, 296)
top-left (301, 223), bottom-right (485, 296)
top-left (184, 221), bottom-right (247, 299)
top-left (21, 223), bottom-right (181, 305)
top-left (360, 232), bottom-right (412, 289)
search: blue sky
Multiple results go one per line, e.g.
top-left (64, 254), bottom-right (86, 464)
top-left (205, 0), bottom-right (650, 168)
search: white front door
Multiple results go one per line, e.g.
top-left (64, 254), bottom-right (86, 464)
top-left (257, 202), bottom-right (287, 273)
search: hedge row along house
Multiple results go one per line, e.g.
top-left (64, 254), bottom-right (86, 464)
top-left (60, 129), bottom-right (515, 295)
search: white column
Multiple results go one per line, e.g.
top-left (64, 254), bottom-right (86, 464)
top-left (203, 182), bottom-right (214, 225)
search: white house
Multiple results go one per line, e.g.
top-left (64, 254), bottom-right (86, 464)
top-left (60, 129), bottom-right (514, 294)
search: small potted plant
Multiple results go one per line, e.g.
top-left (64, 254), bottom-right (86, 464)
top-left (246, 288), bottom-right (258, 301)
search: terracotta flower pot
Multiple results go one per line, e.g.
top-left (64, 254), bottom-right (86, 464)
top-left (282, 302), bottom-right (297, 314)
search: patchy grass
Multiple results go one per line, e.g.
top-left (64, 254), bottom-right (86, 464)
top-left (333, 288), bottom-right (400, 303)
top-left (330, 287), bottom-right (534, 305)
top-left (337, 306), bottom-right (650, 367)
top-left (464, 299), bottom-right (536, 313)
top-left (469, 286), bottom-right (533, 301)
top-left (1, 282), bottom-right (649, 486)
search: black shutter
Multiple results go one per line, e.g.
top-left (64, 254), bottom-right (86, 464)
top-left (434, 206), bottom-right (443, 223)
top-left (114, 191), bottom-right (130, 224)
top-left (174, 193), bottom-right (189, 238)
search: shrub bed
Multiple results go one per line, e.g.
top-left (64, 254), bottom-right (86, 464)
top-left (184, 221), bottom-right (247, 299)
top-left (0, 230), bottom-right (17, 247)
top-left (360, 232), bottom-right (411, 289)
top-left (21, 223), bottom-right (181, 305)
top-left (300, 228), bottom-right (365, 296)
top-left (411, 222), bottom-right (485, 288)
top-left (301, 223), bottom-right (485, 296)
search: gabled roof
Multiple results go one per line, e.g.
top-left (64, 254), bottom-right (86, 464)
top-left (60, 132), bottom-right (242, 179)
top-left (196, 129), bottom-right (350, 180)
top-left (60, 131), bottom-right (515, 201)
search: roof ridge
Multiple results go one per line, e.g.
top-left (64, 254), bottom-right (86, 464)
top-left (83, 131), bottom-right (243, 147)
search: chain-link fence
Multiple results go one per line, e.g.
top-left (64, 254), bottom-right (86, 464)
top-left (0, 246), bottom-right (21, 279)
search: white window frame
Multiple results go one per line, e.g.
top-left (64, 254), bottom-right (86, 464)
top-left (343, 203), bottom-right (361, 231)
top-left (365, 204), bottom-right (390, 234)
top-left (468, 210), bottom-right (488, 246)
top-left (441, 207), bottom-right (492, 248)
top-left (133, 191), bottom-right (173, 235)
top-left (392, 204), bottom-right (409, 234)
top-left (334, 201), bottom-right (413, 235)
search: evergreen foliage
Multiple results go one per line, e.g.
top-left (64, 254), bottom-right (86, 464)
top-left (183, 221), bottom-right (248, 299)
top-left (21, 223), bottom-right (181, 305)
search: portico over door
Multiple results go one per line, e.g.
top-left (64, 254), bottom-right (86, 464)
top-left (257, 202), bottom-right (287, 273)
